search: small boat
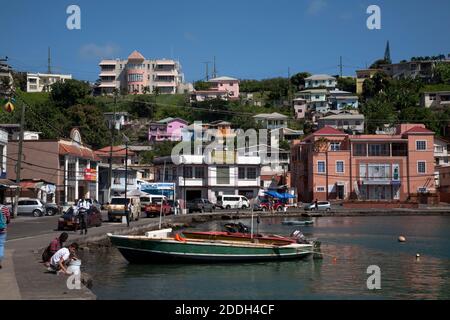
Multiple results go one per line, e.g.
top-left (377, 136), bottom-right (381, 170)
top-left (108, 229), bottom-right (313, 264)
top-left (282, 220), bottom-right (314, 226)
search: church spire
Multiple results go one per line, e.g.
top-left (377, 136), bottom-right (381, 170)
top-left (384, 41), bottom-right (391, 63)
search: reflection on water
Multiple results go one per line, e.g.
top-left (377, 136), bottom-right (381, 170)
top-left (83, 216), bottom-right (450, 300)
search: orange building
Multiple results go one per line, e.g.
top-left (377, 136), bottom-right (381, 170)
top-left (291, 124), bottom-right (437, 204)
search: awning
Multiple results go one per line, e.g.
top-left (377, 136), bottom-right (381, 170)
top-left (0, 179), bottom-right (19, 189)
top-left (264, 191), bottom-right (296, 199)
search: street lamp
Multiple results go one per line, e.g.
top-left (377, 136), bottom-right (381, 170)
top-left (122, 133), bottom-right (130, 227)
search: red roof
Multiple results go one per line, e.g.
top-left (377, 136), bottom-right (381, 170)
top-left (128, 50), bottom-right (145, 61)
top-left (403, 126), bottom-right (434, 135)
top-left (95, 146), bottom-right (135, 157)
top-left (313, 126), bottom-right (347, 136)
top-left (59, 143), bottom-right (100, 161)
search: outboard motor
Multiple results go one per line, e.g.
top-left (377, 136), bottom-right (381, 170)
top-left (290, 230), bottom-right (309, 244)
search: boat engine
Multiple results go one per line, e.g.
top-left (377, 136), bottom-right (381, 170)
top-left (290, 230), bottom-right (309, 244)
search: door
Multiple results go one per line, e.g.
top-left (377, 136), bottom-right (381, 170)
top-left (336, 185), bottom-right (344, 200)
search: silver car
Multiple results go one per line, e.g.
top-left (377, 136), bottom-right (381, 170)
top-left (304, 201), bottom-right (331, 212)
top-left (7, 198), bottom-right (46, 217)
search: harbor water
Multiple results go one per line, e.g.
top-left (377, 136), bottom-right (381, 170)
top-left (83, 216), bottom-right (450, 300)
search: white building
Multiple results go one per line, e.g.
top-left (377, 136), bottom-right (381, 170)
top-left (317, 113), bottom-right (365, 134)
top-left (26, 73), bottom-right (72, 92)
top-left (0, 129), bottom-right (8, 179)
top-left (297, 89), bottom-right (329, 113)
top-left (421, 91), bottom-right (450, 109)
top-left (305, 74), bottom-right (337, 89)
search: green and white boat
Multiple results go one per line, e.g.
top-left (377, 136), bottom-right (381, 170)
top-left (108, 229), bottom-right (313, 264)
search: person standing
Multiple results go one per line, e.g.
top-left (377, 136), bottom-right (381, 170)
top-left (76, 197), bottom-right (90, 235)
top-left (0, 204), bottom-right (11, 269)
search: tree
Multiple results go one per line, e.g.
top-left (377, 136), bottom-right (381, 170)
top-left (127, 95), bottom-right (154, 118)
top-left (434, 62), bottom-right (450, 84)
top-left (50, 79), bottom-right (91, 108)
top-left (337, 77), bottom-right (356, 93)
top-left (191, 99), bottom-right (232, 123)
top-left (290, 72), bottom-right (311, 89)
top-left (399, 107), bottom-right (439, 134)
top-left (360, 95), bottom-right (397, 133)
top-left (362, 72), bottom-right (391, 101)
top-left (67, 105), bottom-right (110, 149)
top-left (370, 59), bottom-right (390, 69)
top-left (140, 141), bottom-right (178, 164)
top-left (12, 72), bottom-right (27, 91)
top-left (194, 81), bottom-right (213, 91)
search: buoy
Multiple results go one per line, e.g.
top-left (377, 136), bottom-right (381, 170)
top-left (398, 236), bottom-right (406, 242)
top-left (416, 253), bottom-right (420, 258)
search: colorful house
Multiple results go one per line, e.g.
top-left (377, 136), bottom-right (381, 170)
top-left (148, 118), bottom-right (188, 142)
top-left (291, 124), bottom-right (437, 204)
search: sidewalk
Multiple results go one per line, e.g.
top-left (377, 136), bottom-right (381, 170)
top-left (0, 250), bottom-right (21, 300)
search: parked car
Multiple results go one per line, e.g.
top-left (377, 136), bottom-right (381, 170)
top-left (140, 195), bottom-right (165, 213)
top-left (304, 201), bottom-right (331, 212)
top-left (6, 198), bottom-right (46, 217)
top-left (43, 202), bottom-right (60, 216)
top-left (260, 200), bottom-right (285, 212)
top-left (216, 195), bottom-right (250, 210)
top-left (187, 199), bottom-right (215, 213)
top-left (62, 199), bottom-right (101, 214)
top-left (107, 196), bottom-right (141, 222)
top-left (145, 197), bottom-right (172, 218)
top-left (57, 206), bottom-right (102, 231)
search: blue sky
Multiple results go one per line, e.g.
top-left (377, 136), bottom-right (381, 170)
top-left (1, 0), bottom-right (450, 82)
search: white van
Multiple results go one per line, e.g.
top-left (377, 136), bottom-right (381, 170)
top-left (216, 195), bottom-right (250, 210)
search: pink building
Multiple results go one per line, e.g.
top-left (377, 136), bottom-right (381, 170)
top-left (98, 50), bottom-right (190, 95)
top-left (191, 76), bottom-right (240, 102)
top-left (291, 124), bottom-right (438, 204)
top-left (149, 118), bottom-right (188, 142)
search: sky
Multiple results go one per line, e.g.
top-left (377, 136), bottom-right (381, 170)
top-left (1, 0), bottom-right (450, 82)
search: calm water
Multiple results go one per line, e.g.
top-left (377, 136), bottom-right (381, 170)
top-left (83, 216), bottom-right (450, 300)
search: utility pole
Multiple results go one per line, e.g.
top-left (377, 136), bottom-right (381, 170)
top-left (107, 90), bottom-right (117, 203)
top-left (124, 139), bottom-right (129, 227)
top-left (203, 62), bottom-right (210, 81)
top-left (339, 56), bottom-right (343, 78)
top-left (288, 67), bottom-right (292, 107)
top-left (48, 47), bottom-right (52, 74)
top-left (13, 93), bottom-right (26, 218)
top-left (212, 56), bottom-right (217, 79)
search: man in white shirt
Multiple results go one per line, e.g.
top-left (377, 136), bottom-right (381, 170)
top-left (48, 242), bottom-right (79, 275)
top-left (76, 197), bottom-right (91, 235)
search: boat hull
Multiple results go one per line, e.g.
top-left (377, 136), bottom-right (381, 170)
top-left (109, 235), bottom-right (312, 264)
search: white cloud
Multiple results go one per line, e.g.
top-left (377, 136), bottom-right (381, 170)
top-left (79, 43), bottom-right (120, 59)
top-left (307, 0), bottom-right (327, 15)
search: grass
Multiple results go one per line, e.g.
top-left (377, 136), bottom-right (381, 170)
top-left (421, 84), bottom-right (450, 93)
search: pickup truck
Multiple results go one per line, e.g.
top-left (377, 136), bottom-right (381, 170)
top-left (145, 199), bottom-right (172, 218)
top-left (187, 199), bottom-right (215, 213)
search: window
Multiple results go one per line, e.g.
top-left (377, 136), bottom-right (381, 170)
top-left (238, 167), bottom-right (245, 179)
top-left (418, 187), bottom-right (428, 193)
top-left (417, 161), bottom-right (426, 174)
top-left (318, 161), bottom-right (326, 173)
top-left (330, 143), bottom-right (341, 151)
top-left (354, 143), bottom-right (367, 156)
top-left (316, 186), bottom-right (325, 192)
top-left (217, 167), bottom-right (230, 184)
top-left (194, 167), bottom-right (204, 179)
top-left (184, 166), bottom-right (193, 179)
top-left (416, 141), bottom-right (427, 151)
top-left (435, 146), bottom-right (444, 153)
top-left (368, 164), bottom-right (390, 180)
top-left (359, 164), bottom-right (367, 178)
top-left (247, 167), bottom-right (257, 180)
top-left (336, 161), bottom-right (344, 173)
top-left (369, 144), bottom-right (389, 156)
